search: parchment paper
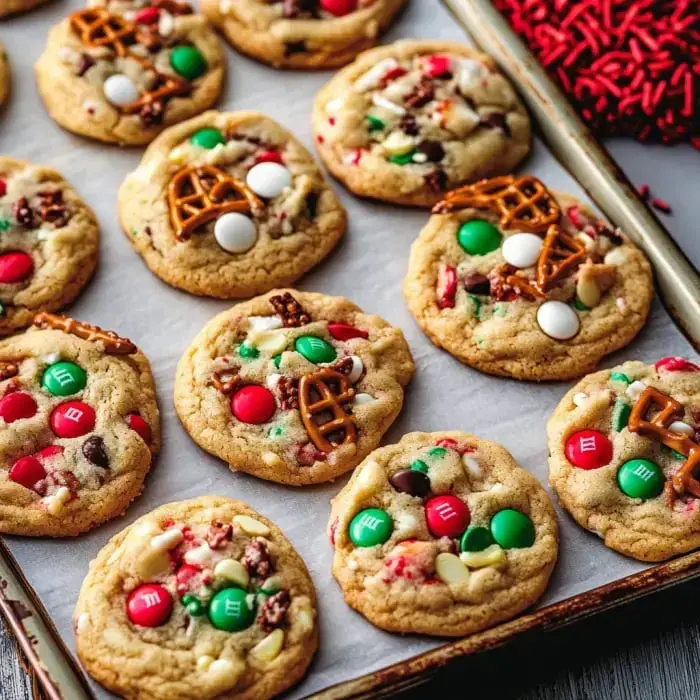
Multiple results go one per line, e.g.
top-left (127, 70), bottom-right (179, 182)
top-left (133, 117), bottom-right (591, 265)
top-left (2, 1), bottom-right (700, 698)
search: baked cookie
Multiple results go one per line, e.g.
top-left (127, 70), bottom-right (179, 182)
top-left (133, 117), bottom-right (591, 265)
top-left (312, 40), bottom-right (531, 207)
top-left (328, 431), bottom-right (558, 636)
top-left (549, 357), bottom-right (700, 562)
top-left (403, 175), bottom-right (654, 380)
top-left (0, 43), bottom-right (9, 107)
top-left (35, 0), bottom-right (224, 146)
top-left (0, 0), bottom-right (49, 16)
top-left (0, 158), bottom-right (99, 336)
top-left (75, 497), bottom-right (318, 700)
top-left (200, 0), bottom-right (407, 69)
top-left (175, 290), bottom-right (414, 485)
top-left (119, 111), bottom-right (346, 298)
top-left (0, 314), bottom-right (159, 537)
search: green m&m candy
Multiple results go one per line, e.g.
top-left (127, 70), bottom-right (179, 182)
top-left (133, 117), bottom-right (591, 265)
top-left (490, 509), bottom-right (536, 549)
top-left (208, 587), bottom-right (255, 631)
top-left (617, 459), bottom-right (664, 499)
top-left (41, 361), bottom-right (87, 397)
top-left (238, 342), bottom-right (259, 359)
top-left (349, 508), bottom-right (393, 547)
top-left (460, 526), bottom-right (495, 553)
top-left (272, 354), bottom-right (282, 369)
top-left (410, 459), bottom-right (429, 473)
top-left (181, 594), bottom-right (205, 617)
top-left (295, 336), bottom-right (336, 364)
top-left (457, 219), bottom-right (502, 256)
top-left (170, 45), bottom-right (207, 80)
top-left (365, 115), bottom-right (385, 132)
top-left (190, 128), bottom-right (226, 149)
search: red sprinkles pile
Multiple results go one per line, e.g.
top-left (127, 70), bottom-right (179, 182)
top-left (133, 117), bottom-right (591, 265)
top-left (493, 0), bottom-right (700, 148)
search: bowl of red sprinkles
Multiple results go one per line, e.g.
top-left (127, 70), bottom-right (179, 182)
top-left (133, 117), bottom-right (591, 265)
top-left (493, 0), bottom-right (699, 149)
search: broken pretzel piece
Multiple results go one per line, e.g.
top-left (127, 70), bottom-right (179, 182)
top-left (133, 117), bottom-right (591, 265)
top-left (33, 313), bottom-right (137, 355)
top-left (269, 292), bottom-right (311, 328)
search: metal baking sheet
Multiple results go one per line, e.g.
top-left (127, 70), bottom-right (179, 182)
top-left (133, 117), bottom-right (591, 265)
top-left (2, 1), bottom-right (700, 698)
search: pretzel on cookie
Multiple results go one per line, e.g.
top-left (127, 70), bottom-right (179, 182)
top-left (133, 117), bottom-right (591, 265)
top-left (33, 313), bottom-right (137, 355)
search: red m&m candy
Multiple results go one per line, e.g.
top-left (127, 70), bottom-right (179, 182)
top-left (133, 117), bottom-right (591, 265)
top-left (50, 401), bottom-right (95, 438)
top-left (320, 0), bottom-right (357, 16)
top-left (328, 323), bottom-right (369, 341)
top-left (565, 430), bottom-right (613, 470)
top-left (134, 6), bottom-right (160, 23)
top-left (0, 180), bottom-right (6, 197)
top-left (126, 413), bottom-right (151, 443)
top-left (655, 357), bottom-right (700, 373)
top-left (0, 251), bottom-right (33, 284)
top-left (126, 584), bottom-right (173, 627)
top-left (255, 150), bottom-right (284, 165)
top-left (231, 385), bottom-right (276, 424)
top-left (37, 445), bottom-right (65, 462)
top-left (425, 495), bottom-right (470, 538)
top-left (9, 456), bottom-right (46, 490)
top-left (0, 392), bottom-right (37, 423)
top-left (423, 54), bottom-right (453, 78)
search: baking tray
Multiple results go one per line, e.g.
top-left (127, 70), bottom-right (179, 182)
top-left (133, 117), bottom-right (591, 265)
top-left (1, 1), bottom-right (700, 698)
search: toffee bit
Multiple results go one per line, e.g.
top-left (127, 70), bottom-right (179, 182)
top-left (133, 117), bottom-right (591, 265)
top-left (139, 100), bottom-right (165, 127)
top-left (206, 522), bottom-right (233, 549)
top-left (209, 369), bottom-right (241, 395)
top-left (277, 376), bottom-right (299, 410)
top-left (258, 590), bottom-right (291, 632)
top-left (269, 292), bottom-right (311, 327)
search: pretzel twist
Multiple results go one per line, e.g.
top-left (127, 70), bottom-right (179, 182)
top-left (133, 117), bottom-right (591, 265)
top-left (298, 369), bottom-right (357, 454)
top-left (628, 386), bottom-right (700, 498)
top-left (33, 313), bottom-right (137, 355)
top-left (432, 175), bottom-right (561, 234)
top-left (536, 224), bottom-right (587, 291)
top-left (69, 8), bottom-right (190, 115)
top-left (0, 362), bottom-right (18, 381)
top-left (168, 165), bottom-right (263, 241)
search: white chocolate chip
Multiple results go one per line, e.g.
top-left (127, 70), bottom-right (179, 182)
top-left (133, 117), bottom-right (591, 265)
top-left (353, 58), bottom-right (398, 92)
top-left (460, 544), bottom-right (506, 569)
top-left (262, 451), bottom-right (283, 468)
top-left (412, 152), bottom-right (429, 163)
top-left (573, 392), bottom-right (588, 407)
top-left (184, 543), bottom-right (219, 569)
top-left (248, 330), bottom-right (287, 354)
top-left (150, 529), bottom-right (183, 553)
top-left (214, 559), bottom-right (249, 588)
top-left (158, 11), bottom-right (174, 36)
top-left (42, 352), bottom-right (61, 365)
top-left (248, 315), bottom-right (284, 333)
top-left (605, 247), bottom-right (628, 266)
top-left (462, 454), bottom-right (482, 477)
top-left (435, 552), bottom-right (469, 584)
top-left (266, 374), bottom-right (282, 390)
top-left (295, 607), bottom-right (314, 636)
top-left (250, 629), bottom-right (284, 664)
top-left (457, 58), bottom-right (486, 93)
top-left (233, 514), bottom-right (270, 537)
top-left (372, 94), bottom-right (406, 116)
top-left (353, 393), bottom-right (376, 406)
top-left (381, 130), bottom-right (415, 155)
top-left (76, 613), bottom-right (90, 634)
top-left (197, 655), bottom-right (214, 672)
top-left (46, 487), bottom-right (71, 516)
top-left (325, 96), bottom-right (346, 113)
top-left (670, 421), bottom-right (695, 437)
top-left (347, 356), bottom-right (364, 383)
top-left (626, 380), bottom-right (647, 400)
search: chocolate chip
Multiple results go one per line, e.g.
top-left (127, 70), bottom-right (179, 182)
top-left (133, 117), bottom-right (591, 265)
top-left (12, 198), bottom-right (34, 227)
top-left (424, 169), bottom-right (448, 193)
top-left (139, 100), bottom-right (165, 127)
top-left (75, 53), bottom-right (95, 77)
top-left (598, 225), bottom-right (624, 245)
top-left (390, 469), bottom-right (431, 497)
top-left (464, 273), bottom-right (490, 295)
top-left (479, 113), bottom-right (511, 137)
top-left (82, 436), bottom-right (109, 469)
top-left (306, 192), bottom-right (319, 219)
top-left (285, 40), bottom-right (308, 55)
top-left (399, 114), bottom-right (420, 136)
top-left (405, 78), bottom-right (435, 108)
top-left (283, 0), bottom-right (317, 17)
top-left (417, 140), bottom-right (445, 162)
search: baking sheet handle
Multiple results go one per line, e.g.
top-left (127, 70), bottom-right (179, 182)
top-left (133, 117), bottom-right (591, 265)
top-left (444, 0), bottom-right (700, 351)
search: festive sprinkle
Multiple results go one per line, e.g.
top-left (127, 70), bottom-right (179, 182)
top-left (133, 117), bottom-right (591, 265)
top-left (494, 0), bottom-right (699, 147)
top-left (651, 196), bottom-right (672, 214)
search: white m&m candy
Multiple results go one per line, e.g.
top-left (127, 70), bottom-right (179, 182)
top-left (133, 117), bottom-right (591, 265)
top-left (103, 74), bottom-right (139, 107)
top-left (214, 213), bottom-right (257, 253)
top-left (536, 301), bottom-right (580, 340)
top-left (501, 233), bottom-right (542, 268)
top-left (246, 162), bottom-right (292, 198)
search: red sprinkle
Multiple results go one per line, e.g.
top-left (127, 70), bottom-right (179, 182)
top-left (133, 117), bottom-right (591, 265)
top-left (638, 183), bottom-right (650, 201)
top-left (493, 0), bottom-right (699, 147)
top-left (651, 196), bottom-right (672, 214)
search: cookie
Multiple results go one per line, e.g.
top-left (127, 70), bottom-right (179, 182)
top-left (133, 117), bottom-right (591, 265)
top-left (35, 0), bottom-right (225, 146)
top-left (0, 157), bottom-right (99, 337)
top-left (312, 40), bottom-right (531, 207)
top-left (0, 0), bottom-right (48, 17)
top-left (328, 431), bottom-right (558, 636)
top-left (0, 42), bottom-right (9, 107)
top-left (0, 314), bottom-right (159, 537)
top-left (200, 0), bottom-right (407, 69)
top-left (119, 111), bottom-right (346, 298)
top-left (404, 175), bottom-right (654, 380)
top-left (174, 290), bottom-right (414, 485)
top-left (548, 357), bottom-right (700, 562)
top-left (75, 496), bottom-right (318, 700)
